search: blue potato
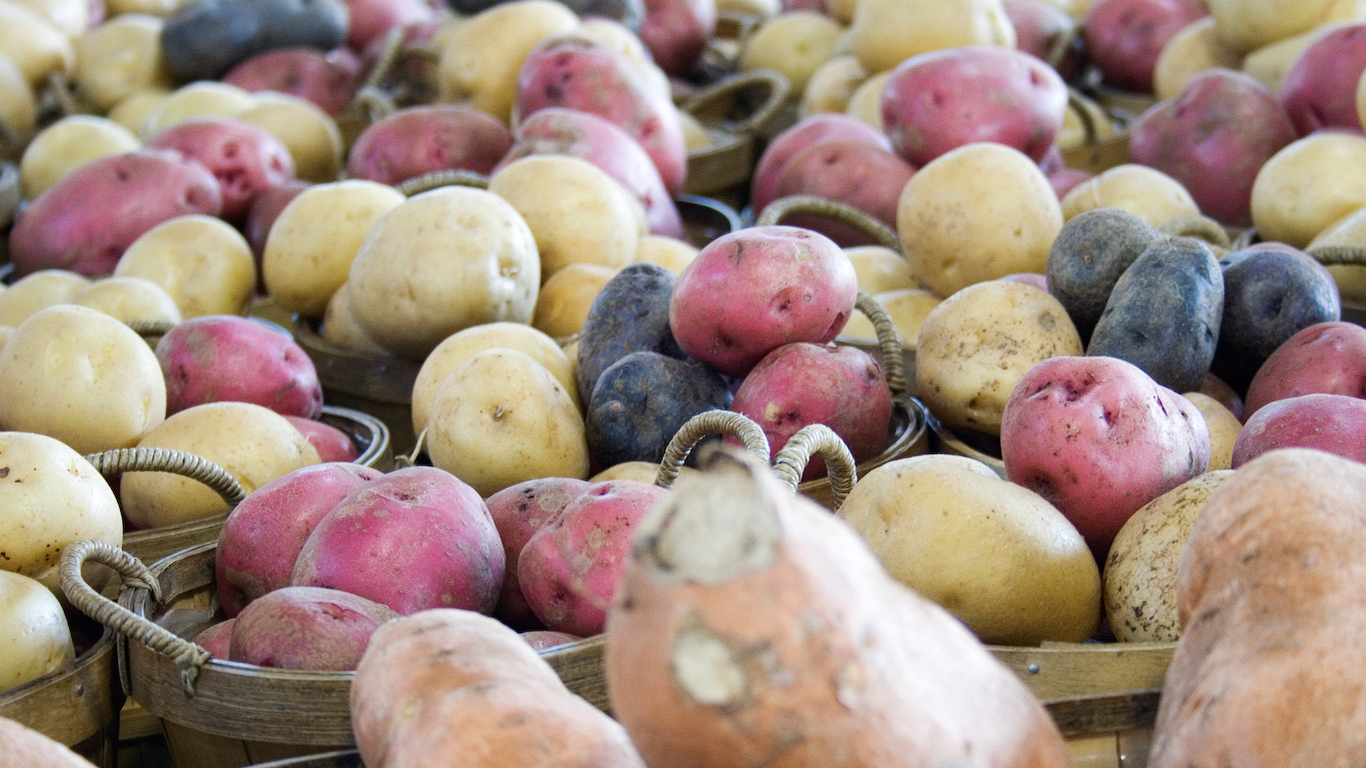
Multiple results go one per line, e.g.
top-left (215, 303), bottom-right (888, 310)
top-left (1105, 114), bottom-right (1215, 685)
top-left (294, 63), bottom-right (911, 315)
top-left (1046, 207), bottom-right (1162, 342)
top-left (576, 262), bottom-right (684, 405)
top-left (161, 0), bottom-right (349, 82)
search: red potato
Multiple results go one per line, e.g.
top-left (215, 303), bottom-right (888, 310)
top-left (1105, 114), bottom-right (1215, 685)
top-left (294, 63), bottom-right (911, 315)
top-left (516, 35), bottom-right (688, 194)
top-left (770, 139), bottom-right (916, 246)
top-left (345, 104), bottom-right (514, 186)
top-left (1244, 321), bottom-right (1366, 417)
top-left (1083, 0), bottom-right (1208, 94)
top-left (484, 476), bottom-right (594, 630)
top-left (881, 45), bottom-right (1068, 167)
top-left (751, 114), bottom-right (892, 217)
top-left (194, 619), bottom-right (235, 657)
top-left (497, 107), bottom-right (683, 238)
top-left (639, 0), bottom-right (716, 76)
top-left (731, 342), bottom-right (891, 480)
top-left (1000, 355), bottom-right (1211, 557)
top-left (292, 466), bottom-right (505, 615)
top-left (669, 226), bottom-right (858, 377)
top-left (340, 0), bottom-right (434, 51)
top-left (217, 462), bottom-right (384, 617)
top-left (1128, 68), bottom-right (1297, 227)
top-left (1231, 393), bottom-right (1366, 466)
top-left (520, 629), bottom-right (581, 650)
top-left (284, 416), bottom-right (360, 463)
top-left (1005, 0), bottom-right (1082, 81)
top-left (222, 47), bottom-right (363, 116)
top-left (146, 117), bottom-right (295, 223)
top-left (7, 150), bottom-right (223, 277)
top-left (229, 585), bottom-right (399, 670)
top-left (156, 314), bottom-right (324, 419)
top-left (1277, 23), bottom-right (1366, 136)
top-left (517, 480), bottom-right (670, 636)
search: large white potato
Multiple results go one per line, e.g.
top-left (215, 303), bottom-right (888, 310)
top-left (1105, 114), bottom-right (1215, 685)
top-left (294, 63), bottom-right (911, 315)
top-left (633, 235), bottom-right (698, 275)
top-left (837, 287), bottom-right (941, 348)
top-left (0, 571), bottom-right (74, 689)
top-left (139, 81), bottom-right (255, 139)
top-left (1182, 392), bottom-right (1242, 471)
top-left (1206, 0), bottom-right (1364, 53)
top-left (0, 269), bottom-right (90, 327)
top-left (426, 349), bottom-right (589, 497)
top-left (1308, 203), bottom-right (1366, 303)
top-left (801, 55), bottom-right (870, 117)
top-left (114, 214), bottom-right (256, 317)
top-left (0, 55), bottom-right (37, 154)
top-left (319, 281), bottom-right (388, 354)
top-left (8, 0), bottom-right (88, 37)
top-left (845, 245), bottom-right (917, 295)
top-left (0, 305), bottom-right (167, 454)
top-left (19, 115), bottom-right (141, 199)
top-left (0, 431), bottom-right (122, 591)
top-left (1251, 131), bottom-right (1366, 248)
top-left (347, 186), bottom-right (541, 360)
top-left (72, 13), bottom-right (173, 112)
top-left (846, 0), bottom-right (1014, 74)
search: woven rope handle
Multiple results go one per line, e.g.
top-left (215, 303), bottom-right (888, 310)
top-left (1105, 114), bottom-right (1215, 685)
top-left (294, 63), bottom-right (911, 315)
top-left (656, 410), bottom-right (770, 489)
top-left (396, 168), bottom-right (491, 196)
top-left (1159, 215), bottom-right (1232, 249)
top-left (59, 540), bottom-right (212, 696)
top-left (1307, 244), bottom-right (1366, 267)
top-left (1046, 23), bottom-right (1081, 74)
top-left (84, 447), bottom-right (247, 506)
top-left (126, 319), bottom-right (176, 339)
top-left (1065, 89), bottom-right (1101, 148)
top-left (855, 291), bottom-right (906, 395)
top-left (682, 69), bottom-right (791, 135)
top-left (771, 423), bottom-right (857, 507)
top-left (756, 195), bottom-right (901, 252)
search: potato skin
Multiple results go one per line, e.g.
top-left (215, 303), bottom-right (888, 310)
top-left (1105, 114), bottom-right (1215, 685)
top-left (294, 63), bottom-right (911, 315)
top-left (228, 585), bottom-right (399, 671)
top-left (1230, 392), bottom-right (1366, 467)
top-left (1244, 321), bottom-right (1366, 417)
top-left (1087, 235), bottom-right (1224, 393)
top-left (158, 0), bottom-right (348, 82)
top-left (576, 263), bottom-right (683, 405)
top-left (484, 477), bottom-right (594, 630)
top-left (345, 105), bottom-right (513, 186)
top-left (1045, 206), bottom-right (1162, 341)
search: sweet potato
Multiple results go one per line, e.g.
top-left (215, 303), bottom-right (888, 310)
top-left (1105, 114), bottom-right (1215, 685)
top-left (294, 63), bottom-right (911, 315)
top-left (228, 585), bottom-right (399, 671)
top-left (604, 448), bottom-right (1071, 768)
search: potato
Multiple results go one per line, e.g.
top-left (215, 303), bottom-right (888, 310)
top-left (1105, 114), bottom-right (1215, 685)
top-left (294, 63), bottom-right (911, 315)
top-left (639, 0), bottom-right (715, 76)
top-left (229, 586), bottom-right (398, 670)
top-left (836, 288), bottom-right (942, 347)
top-left (845, 0), bottom-right (1014, 74)
top-left (263, 180), bottom-right (406, 318)
top-left (1205, 0), bottom-right (1361, 53)
top-left (838, 453), bottom-right (1100, 644)
top-left (0, 3), bottom-right (73, 89)
top-left (222, 47), bottom-right (361, 118)
top-left (591, 461), bottom-right (699, 483)
top-left (158, 0), bottom-right (348, 83)
top-left (1244, 321), bottom-right (1366, 418)
top-left (139, 81), bottom-right (257, 139)
top-left (0, 56), bottom-right (36, 158)
top-left (319, 281), bottom-right (388, 354)
top-left (0, 269), bottom-right (90, 327)
top-left (71, 14), bottom-right (173, 112)
top-left (120, 401), bottom-right (321, 529)
top-left (0, 305), bottom-right (167, 454)
top-left (346, 104), bottom-right (513, 187)
top-left (490, 155), bottom-right (645, 281)
top-left (0, 431), bottom-right (122, 591)
top-left (772, 140), bottom-right (916, 246)
top-left (532, 263), bottom-right (618, 340)
top-left (114, 214), bottom-right (257, 317)
top-left (1241, 21), bottom-right (1346, 95)
top-left (898, 142), bottom-right (1063, 298)
top-left (633, 235), bottom-right (697, 274)
top-left (917, 280), bottom-right (1083, 435)
top-left (145, 116), bottom-right (295, 222)
top-left (800, 55), bottom-right (869, 116)
top-left (843, 69), bottom-right (892, 130)
top-left (1083, 0), bottom-right (1207, 94)
top-left (1102, 469), bottom-right (1234, 642)
top-left (347, 187), bottom-right (540, 360)
top-left (108, 89), bottom-right (171, 135)
top-left (1183, 392), bottom-right (1241, 469)
top-left (411, 322), bottom-right (579, 437)
top-left (1060, 164), bottom-right (1201, 227)
top-left (70, 276), bottom-right (182, 325)
top-left (1309, 202), bottom-right (1366, 304)
top-left (738, 12), bottom-right (843, 94)
top-left (750, 113), bottom-right (892, 216)
top-left (484, 477), bottom-right (593, 629)
top-left (1251, 131), bottom-right (1366, 248)
top-left (845, 245), bottom-right (917, 295)
top-left (577, 263), bottom-right (683, 403)
top-left (1045, 206), bottom-right (1162, 340)
top-left (426, 349), bottom-right (590, 496)
top-left (1231, 392), bottom-right (1366, 465)
top-left (237, 92), bottom-right (343, 184)
top-left (1276, 22), bottom-right (1366, 135)
top-left (19, 115), bottom-right (141, 200)
top-left (0, 571), bottom-right (74, 690)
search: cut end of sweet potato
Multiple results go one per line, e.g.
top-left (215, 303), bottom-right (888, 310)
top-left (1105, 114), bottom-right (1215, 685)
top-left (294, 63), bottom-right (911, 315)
top-left (670, 625), bottom-right (750, 707)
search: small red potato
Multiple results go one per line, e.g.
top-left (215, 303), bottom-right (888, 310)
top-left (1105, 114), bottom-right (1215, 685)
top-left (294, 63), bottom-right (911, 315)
top-left (1244, 321), bottom-right (1366, 418)
top-left (1231, 393), bottom-right (1366, 466)
top-left (1277, 23), bottom-right (1366, 135)
top-left (770, 139), bottom-right (916, 246)
top-left (1000, 355), bottom-right (1211, 556)
top-left (340, 0), bottom-right (434, 51)
top-left (346, 104), bottom-right (514, 186)
top-left (284, 415), bottom-right (359, 463)
top-left (222, 47), bottom-right (362, 116)
top-left (195, 619), bottom-right (235, 657)
top-left (146, 116), bottom-right (295, 222)
top-left (750, 113), bottom-right (891, 217)
top-left (639, 0), bottom-right (716, 76)
top-left (1083, 0), bottom-right (1208, 93)
top-left (484, 477), bottom-right (594, 630)
top-left (229, 585), bottom-right (399, 670)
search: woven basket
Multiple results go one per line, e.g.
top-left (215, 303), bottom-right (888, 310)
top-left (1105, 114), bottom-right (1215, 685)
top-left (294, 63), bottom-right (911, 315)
top-left (1059, 89), bottom-right (1133, 176)
top-left (682, 69), bottom-right (791, 203)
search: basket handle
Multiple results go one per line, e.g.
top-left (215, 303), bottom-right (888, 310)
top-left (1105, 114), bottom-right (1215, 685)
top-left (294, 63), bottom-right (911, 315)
top-left (1045, 23), bottom-right (1081, 74)
top-left (84, 447), bottom-right (248, 507)
top-left (1065, 89), bottom-right (1102, 149)
top-left (656, 410), bottom-right (770, 489)
top-left (681, 69), bottom-right (791, 136)
top-left (771, 423), bottom-right (857, 507)
top-left (396, 168), bottom-right (491, 196)
top-left (854, 290), bottom-right (906, 396)
top-left (59, 540), bottom-right (212, 696)
top-left (756, 195), bottom-right (902, 252)
top-left (1159, 215), bottom-right (1232, 250)
top-left (1307, 244), bottom-right (1366, 267)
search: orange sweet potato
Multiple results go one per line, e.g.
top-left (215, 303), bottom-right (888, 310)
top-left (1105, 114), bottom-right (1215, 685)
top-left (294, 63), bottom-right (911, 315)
top-left (1150, 448), bottom-right (1366, 767)
top-left (603, 448), bottom-right (1070, 768)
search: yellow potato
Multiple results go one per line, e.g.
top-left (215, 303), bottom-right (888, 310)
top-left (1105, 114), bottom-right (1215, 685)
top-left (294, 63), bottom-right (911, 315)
top-left (1103, 470), bottom-right (1235, 641)
top-left (72, 13), bottom-right (173, 112)
top-left (411, 321), bottom-right (579, 436)
top-left (1251, 131), bottom-right (1366, 248)
top-left (678, 111), bottom-right (712, 150)
top-left (1240, 22), bottom-right (1348, 95)
top-left (0, 3), bottom-right (73, 89)
top-left (114, 214), bottom-right (257, 317)
top-left (1183, 392), bottom-right (1242, 471)
top-left (846, 0), bottom-right (1013, 74)
top-left (845, 244), bottom-right (916, 295)
top-left (898, 142), bottom-right (1063, 297)
top-left (0, 304), bottom-right (167, 454)
top-left (107, 89), bottom-right (170, 135)
top-left (437, 0), bottom-right (579, 122)
top-left (592, 460), bottom-right (699, 484)
top-left (104, 0), bottom-right (192, 18)
top-left (347, 186), bottom-right (541, 359)
top-left (837, 453), bottom-right (1102, 645)
top-left (263, 180), bottom-right (406, 317)
top-left (739, 12), bottom-right (844, 94)
top-left (1060, 163), bottom-right (1201, 228)
top-left (837, 287), bottom-right (940, 348)
top-left (1153, 17), bottom-right (1244, 102)
top-left (139, 80), bottom-right (255, 139)
top-left (70, 275), bottom-right (183, 325)
top-left (489, 155), bottom-right (644, 281)
top-left (319, 281), bottom-right (389, 354)
top-left (426, 348), bottom-right (590, 497)
top-left (0, 269), bottom-right (89, 327)
top-left (1206, 0), bottom-right (1362, 53)
top-left (801, 54), bottom-right (869, 117)
top-left (121, 401), bottom-right (321, 529)
top-left (531, 263), bottom-right (618, 340)
top-left (0, 55), bottom-right (37, 157)
top-left (0, 431), bottom-right (121, 592)
top-left (634, 234), bottom-right (699, 274)
top-left (0, 570), bottom-right (75, 688)
top-left (8, 0), bottom-right (88, 36)
top-left (237, 92), bottom-right (343, 184)
top-left (843, 69), bottom-right (891, 130)
top-left (1308, 203), bottom-right (1366, 303)
top-left (916, 280), bottom-right (1083, 436)
top-left (0, 326), bottom-right (13, 354)
top-left (19, 115), bottom-right (141, 199)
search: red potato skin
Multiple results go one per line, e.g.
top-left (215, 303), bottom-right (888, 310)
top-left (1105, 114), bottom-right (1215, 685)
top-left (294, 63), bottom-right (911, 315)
top-left (156, 314), bottom-right (325, 419)
top-left (1244, 321), bottom-right (1366, 417)
top-left (1230, 393), bottom-right (1366, 466)
top-left (345, 104), bottom-right (514, 186)
top-left (639, 0), bottom-right (717, 76)
top-left (669, 225), bottom-right (859, 377)
top-left (1000, 355), bottom-right (1211, 557)
top-left (146, 117), bottom-right (296, 222)
top-left (517, 480), bottom-right (670, 637)
top-left (216, 462), bottom-right (383, 617)
top-left (1048, 167), bottom-right (1093, 199)
top-left (1129, 69), bottom-right (1297, 227)
top-left (496, 107), bottom-right (683, 238)
top-left (7, 150), bottom-right (223, 278)
top-left (1006, 0), bottom-right (1082, 81)
top-left (244, 179), bottom-right (310, 292)
top-left (228, 585), bottom-right (399, 670)
top-left (1083, 0), bottom-right (1208, 94)
top-left (516, 35), bottom-right (688, 194)
top-left (770, 140), bottom-right (916, 246)
top-left (285, 416), bottom-right (360, 463)
top-left (222, 47), bottom-right (363, 116)
top-left (292, 466), bottom-right (505, 615)
top-left (1277, 23), bottom-right (1366, 136)
top-left (881, 45), bottom-right (1068, 167)
top-left (340, 0), bottom-right (434, 51)
top-left (194, 619), bottom-right (236, 657)
top-left (483, 477), bottom-right (593, 630)
top-left (751, 114), bottom-right (892, 217)
top-left (731, 342), bottom-right (892, 480)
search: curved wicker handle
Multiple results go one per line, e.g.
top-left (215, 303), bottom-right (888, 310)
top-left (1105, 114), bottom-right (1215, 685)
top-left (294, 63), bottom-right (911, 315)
top-left (1045, 24), bottom-right (1081, 74)
top-left (656, 410), bottom-right (770, 489)
top-left (681, 69), bottom-right (791, 135)
top-left (84, 447), bottom-right (247, 507)
top-left (44, 72), bottom-right (89, 118)
top-left (1229, 227), bottom-right (1258, 251)
top-left (126, 319), bottom-right (176, 339)
top-left (756, 195), bottom-right (901, 252)
top-left (0, 162), bottom-right (19, 230)
top-left (59, 540), bottom-right (212, 696)
top-left (1159, 215), bottom-right (1232, 249)
top-left (854, 290), bottom-right (906, 396)
top-left (771, 423), bottom-right (857, 507)
top-left (1307, 244), bottom-right (1366, 267)
top-left (396, 168), bottom-right (491, 196)
top-left (1065, 89), bottom-right (1102, 148)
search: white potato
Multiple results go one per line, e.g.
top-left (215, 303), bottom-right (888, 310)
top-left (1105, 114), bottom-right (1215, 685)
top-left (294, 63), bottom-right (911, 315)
top-left (1060, 163), bottom-right (1201, 228)
top-left (72, 13), bottom-right (173, 112)
top-left (114, 214), bottom-right (256, 317)
top-left (70, 276), bottom-right (182, 325)
top-left (531, 263), bottom-right (618, 341)
top-left (19, 115), bottom-right (141, 199)
top-left (0, 571), bottom-right (74, 689)
top-left (0, 269), bottom-right (90, 327)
